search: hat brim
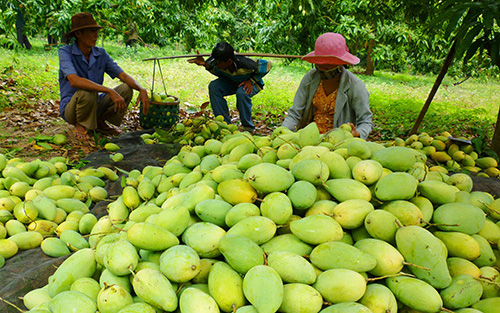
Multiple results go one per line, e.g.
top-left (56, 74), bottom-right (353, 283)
top-left (301, 51), bottom-right (360, 65)
top-left (64, 25), bottom-right (104, 38)
top-left (205, 56), bottom-right (219, 67)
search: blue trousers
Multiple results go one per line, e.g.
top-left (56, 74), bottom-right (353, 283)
top-left (208, 78), bottom-right (260, 129)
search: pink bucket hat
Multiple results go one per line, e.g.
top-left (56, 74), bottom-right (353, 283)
top-left (302, 33), bottom-right (360, 65)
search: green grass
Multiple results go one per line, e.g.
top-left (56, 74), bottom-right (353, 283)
top-left (1, 37), bottom-right (499, 141)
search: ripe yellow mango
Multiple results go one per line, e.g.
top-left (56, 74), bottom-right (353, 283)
top-left (132, 268), bottom-right (178, 312)
top-left (313, 268), bottom-right (366, 303)
top-left (217, 179), bottom-right (257, 205)
top-left (208, 261), bottom-right (246, 312)
top-left (243, 265), bottom-right (284, 313)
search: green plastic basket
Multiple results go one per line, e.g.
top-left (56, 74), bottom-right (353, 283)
top-left (140, 95), bottom-right (180, 129)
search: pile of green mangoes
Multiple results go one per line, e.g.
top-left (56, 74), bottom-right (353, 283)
top-left (140, 115), bottom-right (239, 146)
top-left (3, 121), bottom-right (500, 313)
top-left (386, 131), bottom-right (499, 178)
top-left (0, 154), bottom-right (120, 265)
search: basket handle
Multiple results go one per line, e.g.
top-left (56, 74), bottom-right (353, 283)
top-left (151, 58), bottom-right (168, 96)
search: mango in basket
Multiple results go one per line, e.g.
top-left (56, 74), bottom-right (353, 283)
top-left (152, 93), bottom-right (162, 102)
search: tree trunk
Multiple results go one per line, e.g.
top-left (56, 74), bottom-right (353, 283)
top-left (410, 40), bottom-right (457, 135)
top-left (365, 39), bottom-right (376, 76)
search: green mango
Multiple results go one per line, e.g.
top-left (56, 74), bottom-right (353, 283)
top-left (434, 231), bottom-right (481, 260)
top-left (290, 215), bottom-right (343, 245)
top-left (382, 200), bottom-right (424, 226)
top-left (305, 199), bottom-right (337, 216)
top-left (99, 268), bottom-right (132, 294)
top-left (243, 163), bottom-right (295, 194)
top-left (195, 199), bottom-right (232, 227)
top-left (163, 161), bottom-right (191, 176)
top-left (43, 185), bottom-right (76, 201)
top-left (181, 184), bottom-right (215, 213)
top-left (70, 277), bottom-right (101, 304)
top-left (127, 222), bottom-right (179, 251)
top-left (227, 216), bottom-right (276, 245)
top-left (60, 229), bottom-right (89, 251)
top-left (440, 274), bottom-right (483, 309)
top-left (324, 178), bottom-right (372, 202)
top-left (313, 268), bottom-right (366, 303)
top-left (132, 268), bottom-right (178, 312)
top-left (23, 286), bottom-right (52, 310)
top-left (259, 192), bottom-right (293, 225)
top-left (6, 219), bottom-right (26, 236)
top-left (0, 238), bottom-right (18, 258)
top-left (410, 196), bottom-right (434, 223)
top-left (277, 143), bottom-right (299, 160)
top-left (32, 195), bottom-right (57, 221)
top-left (219, 234), bottom-right (265, 274)
top-left (332, 199), bottom-right (374, 229)
top-left (225, 203), bottom-right (260, 228)
top-left (359, 283), bottom-right (398, 313)
top-left (472, 234), bottom-right (497, 267)
top-left (48, 290), bottom-right (97, 313)
top-left (386, 276), bottom-right (442, 313)
top-left (310, 241), bottom-right (376, 273)
top-left (56, 198), bottom-right (89, 214)
top-left (9, 231), bottom-right (43, 250)
top-left (116, 303), bottom-right (157, 313)
top-left (104, 240), bottom-right (139, 276)
top-left (319, 302), bottom-right (372, 313)
top-left (374, 172), bottom-right (418, 201)
top-left (447, 257), bottom-right (482, 278)
top-left (204, 139), bottom-right (223, 155)
top-left (179, 286), bottom-right (219, 313)
top-left (472, 298), bottom-right (500, 313)
top-left (2, 166), bottom-right (33, 184)
top-left (211, 163), bottom-right (244, 183)
top-left (192, 258), bottom-right (218, 284)
top-left (347, 140), bottom-right (372, 159)
top-left (371, 146), bottom-right (426, 172)
top-left (178, 170), bottom-right (202, 190)
top-left (182, 222), bottom-right (226, 258)
top-left (470, 191), bottom-right (494, 213)
top-left (319, 151), bottom-right (351, 179)
top-left (41, 237), bottom-right (71, 258)
top-left (260, 233), bottom-right (313, 256)
top-left (351, 159), bottom-right (383, 185)
top-left (127, 203), bottom-right (161, 223)
top-left (354, 238), bottom-right (404, 276)
top-left (298, 122), bottom-right (320, 147)
top-left (97, 284), bottom-right (134, 313)
top-left (267, 251), bottom-right (316, 284)
top-left (432, 202), bottom-right (486, 234)
top-left (287, 180), bottom-right (317, 211)
top-left (237, 153), bottom-right (263, 171)
top-left (279, 283), bottom-right (323, 313)
top-left (152, 205), bottom-right (190, 236)
top-left (208, 261), bottom-right (246, 312)
top-left (48, 248), bottom-right (96, 297)
top-left (478, 266), bottom-right (500, 298)
top-left (88, 216), bottom-right (115, 249)
top-left (159, 245), bottom-right (201, 283)
top-left (395, 226), bottom-right (452, 289)
top-left (243, 265), bottom-right (283, 313)
top-left (290, 159), bottom-right (330, 185)
top-left (478, 218), bottom-right (500, 244)
top-left (418, 180), bottom-right (460, 204)
top-left (364, 209), bottom-right (400, 244)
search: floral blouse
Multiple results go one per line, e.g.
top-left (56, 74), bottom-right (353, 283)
top-left (312, 81), bottom-right (338, 133)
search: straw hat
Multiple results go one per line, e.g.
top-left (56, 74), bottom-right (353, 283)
top-left (65, 12), bottom-right (103, 38)
top-left (302, 33), bottom-right (360, 65)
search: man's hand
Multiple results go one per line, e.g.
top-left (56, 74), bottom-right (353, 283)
top-left (239, 80), bottom-right (253, 95)
top-left (109, 89), bottom-right (127, 114)
top-left (348, 123), bottom-right (360, 137)
top-left (137, 88), bottom-right (150, 115)
top-left (187, 50), bottom-right (206, 67)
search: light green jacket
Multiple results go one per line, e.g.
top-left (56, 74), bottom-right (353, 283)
top-left (282, 67), bottom-right (373, 139)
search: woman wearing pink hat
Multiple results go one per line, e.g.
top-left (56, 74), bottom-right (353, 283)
top-left (282, 33), bottom-right (373, 139)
